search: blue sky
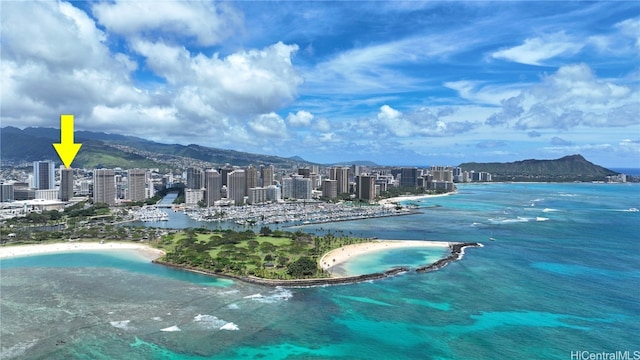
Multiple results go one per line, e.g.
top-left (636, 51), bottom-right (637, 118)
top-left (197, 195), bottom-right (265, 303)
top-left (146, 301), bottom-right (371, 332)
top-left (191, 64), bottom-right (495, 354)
top-left (1, 1), bottom-right (639, 167)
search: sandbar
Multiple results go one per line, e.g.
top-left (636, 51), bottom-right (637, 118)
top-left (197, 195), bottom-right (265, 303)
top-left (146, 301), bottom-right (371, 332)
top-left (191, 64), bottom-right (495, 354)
top-left (0, 242), bottom-right (165, 260)
top-left (319, 240), bottom-right (451, 275)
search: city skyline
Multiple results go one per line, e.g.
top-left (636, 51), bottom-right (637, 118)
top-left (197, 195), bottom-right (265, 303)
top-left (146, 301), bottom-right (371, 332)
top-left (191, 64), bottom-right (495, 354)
top-left (1, 1), bottom-right (638, 167)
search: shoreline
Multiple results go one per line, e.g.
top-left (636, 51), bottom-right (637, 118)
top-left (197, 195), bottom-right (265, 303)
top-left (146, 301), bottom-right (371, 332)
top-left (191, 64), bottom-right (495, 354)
top-left (378, 192), bottom-right (454, 206)
top-left (154, 241), bottom-right (482, 288)
top-left (0, 239), bottom-right (481, 288)
top-left (0, 241), bottom-right (165, 261)
top-left (319, 240), bottom-right (452, 274)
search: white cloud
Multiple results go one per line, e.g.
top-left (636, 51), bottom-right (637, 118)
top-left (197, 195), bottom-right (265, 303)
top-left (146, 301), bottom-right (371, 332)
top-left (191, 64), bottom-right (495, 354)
top-left (615, 18), bottom-right (640, 49)
top-left (487, 64), bottom-right (638, 130)
top-left (92, 1), bottom-right (242, 46)
top-left (313, 118), bottom-right (331, 132)
top-left (287, 110), bottom-right (314, 126)
top-left (491, 32), bottom-right (583, 66)
top-left (375, 105), bottom-right (477, 138)
top-left (303, 33), bottom-right (479, 95)
top-left (444, 81), bottom-right (522, 106)
top-left (1, 1), bottom-right (303, 150)
top-left (132, 40), bottom-right (302, 116)
top-left (377, 105), bottom-right (413, 137)
top-left (91, 104), bottom-right (179, 133)
top-left (1, 1), bottom-right (142, 125)
top-left (248, 113), bottom-right (288, 138)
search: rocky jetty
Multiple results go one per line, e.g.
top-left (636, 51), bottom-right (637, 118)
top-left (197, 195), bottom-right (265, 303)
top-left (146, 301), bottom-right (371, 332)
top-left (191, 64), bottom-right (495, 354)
top-left (415, 242), bottom-right (481, 273)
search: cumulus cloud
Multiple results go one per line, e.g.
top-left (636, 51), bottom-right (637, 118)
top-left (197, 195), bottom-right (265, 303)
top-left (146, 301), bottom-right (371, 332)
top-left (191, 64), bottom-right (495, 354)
top-left (248, 113), bottom-right (288, 138)
top-left (287, 110), bottom-right (314, 126)
top-left (92, 0), bottom-right (242, 46)
top-left (377, 105), bottom-right (413, 137)
top-left (486, 64), bottom-right (638, 130)
top-left (1, 1), bottom-right (142, 125)
top-left (1, 0), bottom-right (304, 147)
top-left (375, 105), bottom-right (476, 137)
top-left (131, 40), bottom-right (302, 117)
top-left (491, 32), bottom-right (583, 66)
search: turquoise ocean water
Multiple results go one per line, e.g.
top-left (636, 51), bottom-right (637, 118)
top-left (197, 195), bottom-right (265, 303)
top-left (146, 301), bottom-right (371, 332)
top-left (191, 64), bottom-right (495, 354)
top-left (1, 183), bottom-right (638, 359)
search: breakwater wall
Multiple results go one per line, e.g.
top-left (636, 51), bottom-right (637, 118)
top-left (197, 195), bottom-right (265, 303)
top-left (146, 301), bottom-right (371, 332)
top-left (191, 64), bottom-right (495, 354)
top-left (415, 242), bottom-right (481, 273)
top-left (152, 259), bottom-right (409, 287)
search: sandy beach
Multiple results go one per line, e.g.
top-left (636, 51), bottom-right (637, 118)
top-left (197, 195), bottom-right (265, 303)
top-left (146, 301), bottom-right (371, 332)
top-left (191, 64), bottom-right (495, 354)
top-left (379, 192), bottom-right (454, 206)
top-left (319, 240), bottom-right (451, 275)
top-left (0, 242), bottom-right (165, 260)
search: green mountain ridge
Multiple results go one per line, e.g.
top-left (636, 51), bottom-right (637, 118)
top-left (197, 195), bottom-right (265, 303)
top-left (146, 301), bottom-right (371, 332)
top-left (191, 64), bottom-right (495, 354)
top-left (1, 127), bottom-right (617, 182)
top-left (1, 126), bottom-right (312, 169)
top-left (459, 155), bottom-right (617, 181)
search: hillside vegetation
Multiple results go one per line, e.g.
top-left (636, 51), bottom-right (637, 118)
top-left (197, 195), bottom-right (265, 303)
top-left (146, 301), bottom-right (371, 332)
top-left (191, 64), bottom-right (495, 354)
top-left (1, 126), bottom-right (311, 168)
top-left (459, 154), bottom-right (617, 181)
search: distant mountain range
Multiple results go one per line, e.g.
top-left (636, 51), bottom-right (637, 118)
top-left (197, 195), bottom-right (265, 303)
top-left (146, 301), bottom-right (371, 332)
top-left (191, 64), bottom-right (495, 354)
top-left (1, 127), bottom-right (617, 181)
top-left (0, 126), bottom-right (313, 169)
top-left (459, 155), bottom-right (617, 181)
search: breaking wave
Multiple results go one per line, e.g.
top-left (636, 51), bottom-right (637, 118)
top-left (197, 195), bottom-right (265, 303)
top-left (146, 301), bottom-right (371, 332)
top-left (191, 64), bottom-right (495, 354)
top-left (243, 287), bottom-right (293, 303)
top-left (193, 314), bottom-right (239, 331)
top-left (110, 320), bottom-right (131, 330)
top-left (160, 325), bottom-right (181, 332)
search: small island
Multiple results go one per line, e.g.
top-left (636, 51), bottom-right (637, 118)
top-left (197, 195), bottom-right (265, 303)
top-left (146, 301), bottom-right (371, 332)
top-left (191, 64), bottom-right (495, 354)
top-left (151, 227), bottom-right (481, 287)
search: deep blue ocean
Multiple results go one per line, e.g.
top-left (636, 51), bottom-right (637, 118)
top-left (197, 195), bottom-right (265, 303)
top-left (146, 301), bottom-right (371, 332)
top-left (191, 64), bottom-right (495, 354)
top-left (1, 183), bottom-right (638, 359)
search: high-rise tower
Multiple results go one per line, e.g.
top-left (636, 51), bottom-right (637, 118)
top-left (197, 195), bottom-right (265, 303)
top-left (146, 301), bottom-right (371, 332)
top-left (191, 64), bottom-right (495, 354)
top-left (128, 169), bottom-right (147, 202)
top-left (186, 167), bottom-right (203, 189)
top-left (33, 161), bottom-right (55, 190)
top-left (204, 169), bottom-right (222, 206)
top-left (260, 165), bottom-right (274, 187)
top-left (60, 167), bottom-right (74, 201)
top-left (331, 167), bottom-right (350, 195)
top-left (227, 170), bottom-right (246, 205)
top-left (245, 165), bottom-right (259, 196)
top-left (93, 169), bottom-right (116, 206)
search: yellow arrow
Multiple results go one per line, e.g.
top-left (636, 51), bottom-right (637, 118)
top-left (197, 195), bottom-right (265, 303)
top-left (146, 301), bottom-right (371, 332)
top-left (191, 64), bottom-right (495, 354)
top-left (53, 114), bottom-right (82, 169)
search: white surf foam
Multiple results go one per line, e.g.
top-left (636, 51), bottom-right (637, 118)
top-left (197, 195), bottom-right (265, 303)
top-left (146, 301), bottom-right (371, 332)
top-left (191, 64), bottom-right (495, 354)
top-left (160, 325), bottom-right (181, 332)
top-left (152, 316), bottom-right (163, 321)
top-left (220, 322), bottom-right (239, 331)
top-left (243, 293), bottom-right (263, 299)
top-left (0, 339), bottom-right (38, 359)
top-left (536, 217), bottom-right (549, 222)
top-left (110, 320), bottom-right (130, 330)
top-left (542, 208), bottom-right (558, 212)
top-left (252, 287), bottom-right (293, 303)
top-left (193, 314), bottom-right (228, 330)
top-left (227, 303), bottom-right (240, 310)
top-left (488, 217), bottom-right (530, 224)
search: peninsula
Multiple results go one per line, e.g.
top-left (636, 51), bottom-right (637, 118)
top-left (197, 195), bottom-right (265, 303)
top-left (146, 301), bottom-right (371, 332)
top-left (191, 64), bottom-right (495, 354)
top-left (0, 228), bottom-right (481, 287)
top-left (150, 228), bottom-right (481, 287)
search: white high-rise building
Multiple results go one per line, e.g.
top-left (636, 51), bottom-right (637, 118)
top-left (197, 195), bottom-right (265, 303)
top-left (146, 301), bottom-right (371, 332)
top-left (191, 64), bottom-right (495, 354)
top-left (128, 169), bottom-right (147, 202)
top-left (33, 161), bottom-right (55, 190)
top-left (204, 169), bottom-right (222, 206)
top-left (293, 177), bottom-right (312, 200)
top-left (227, 170), bottom-right (246, 205)
top-left (93, 169), bottom-right (116, 206)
